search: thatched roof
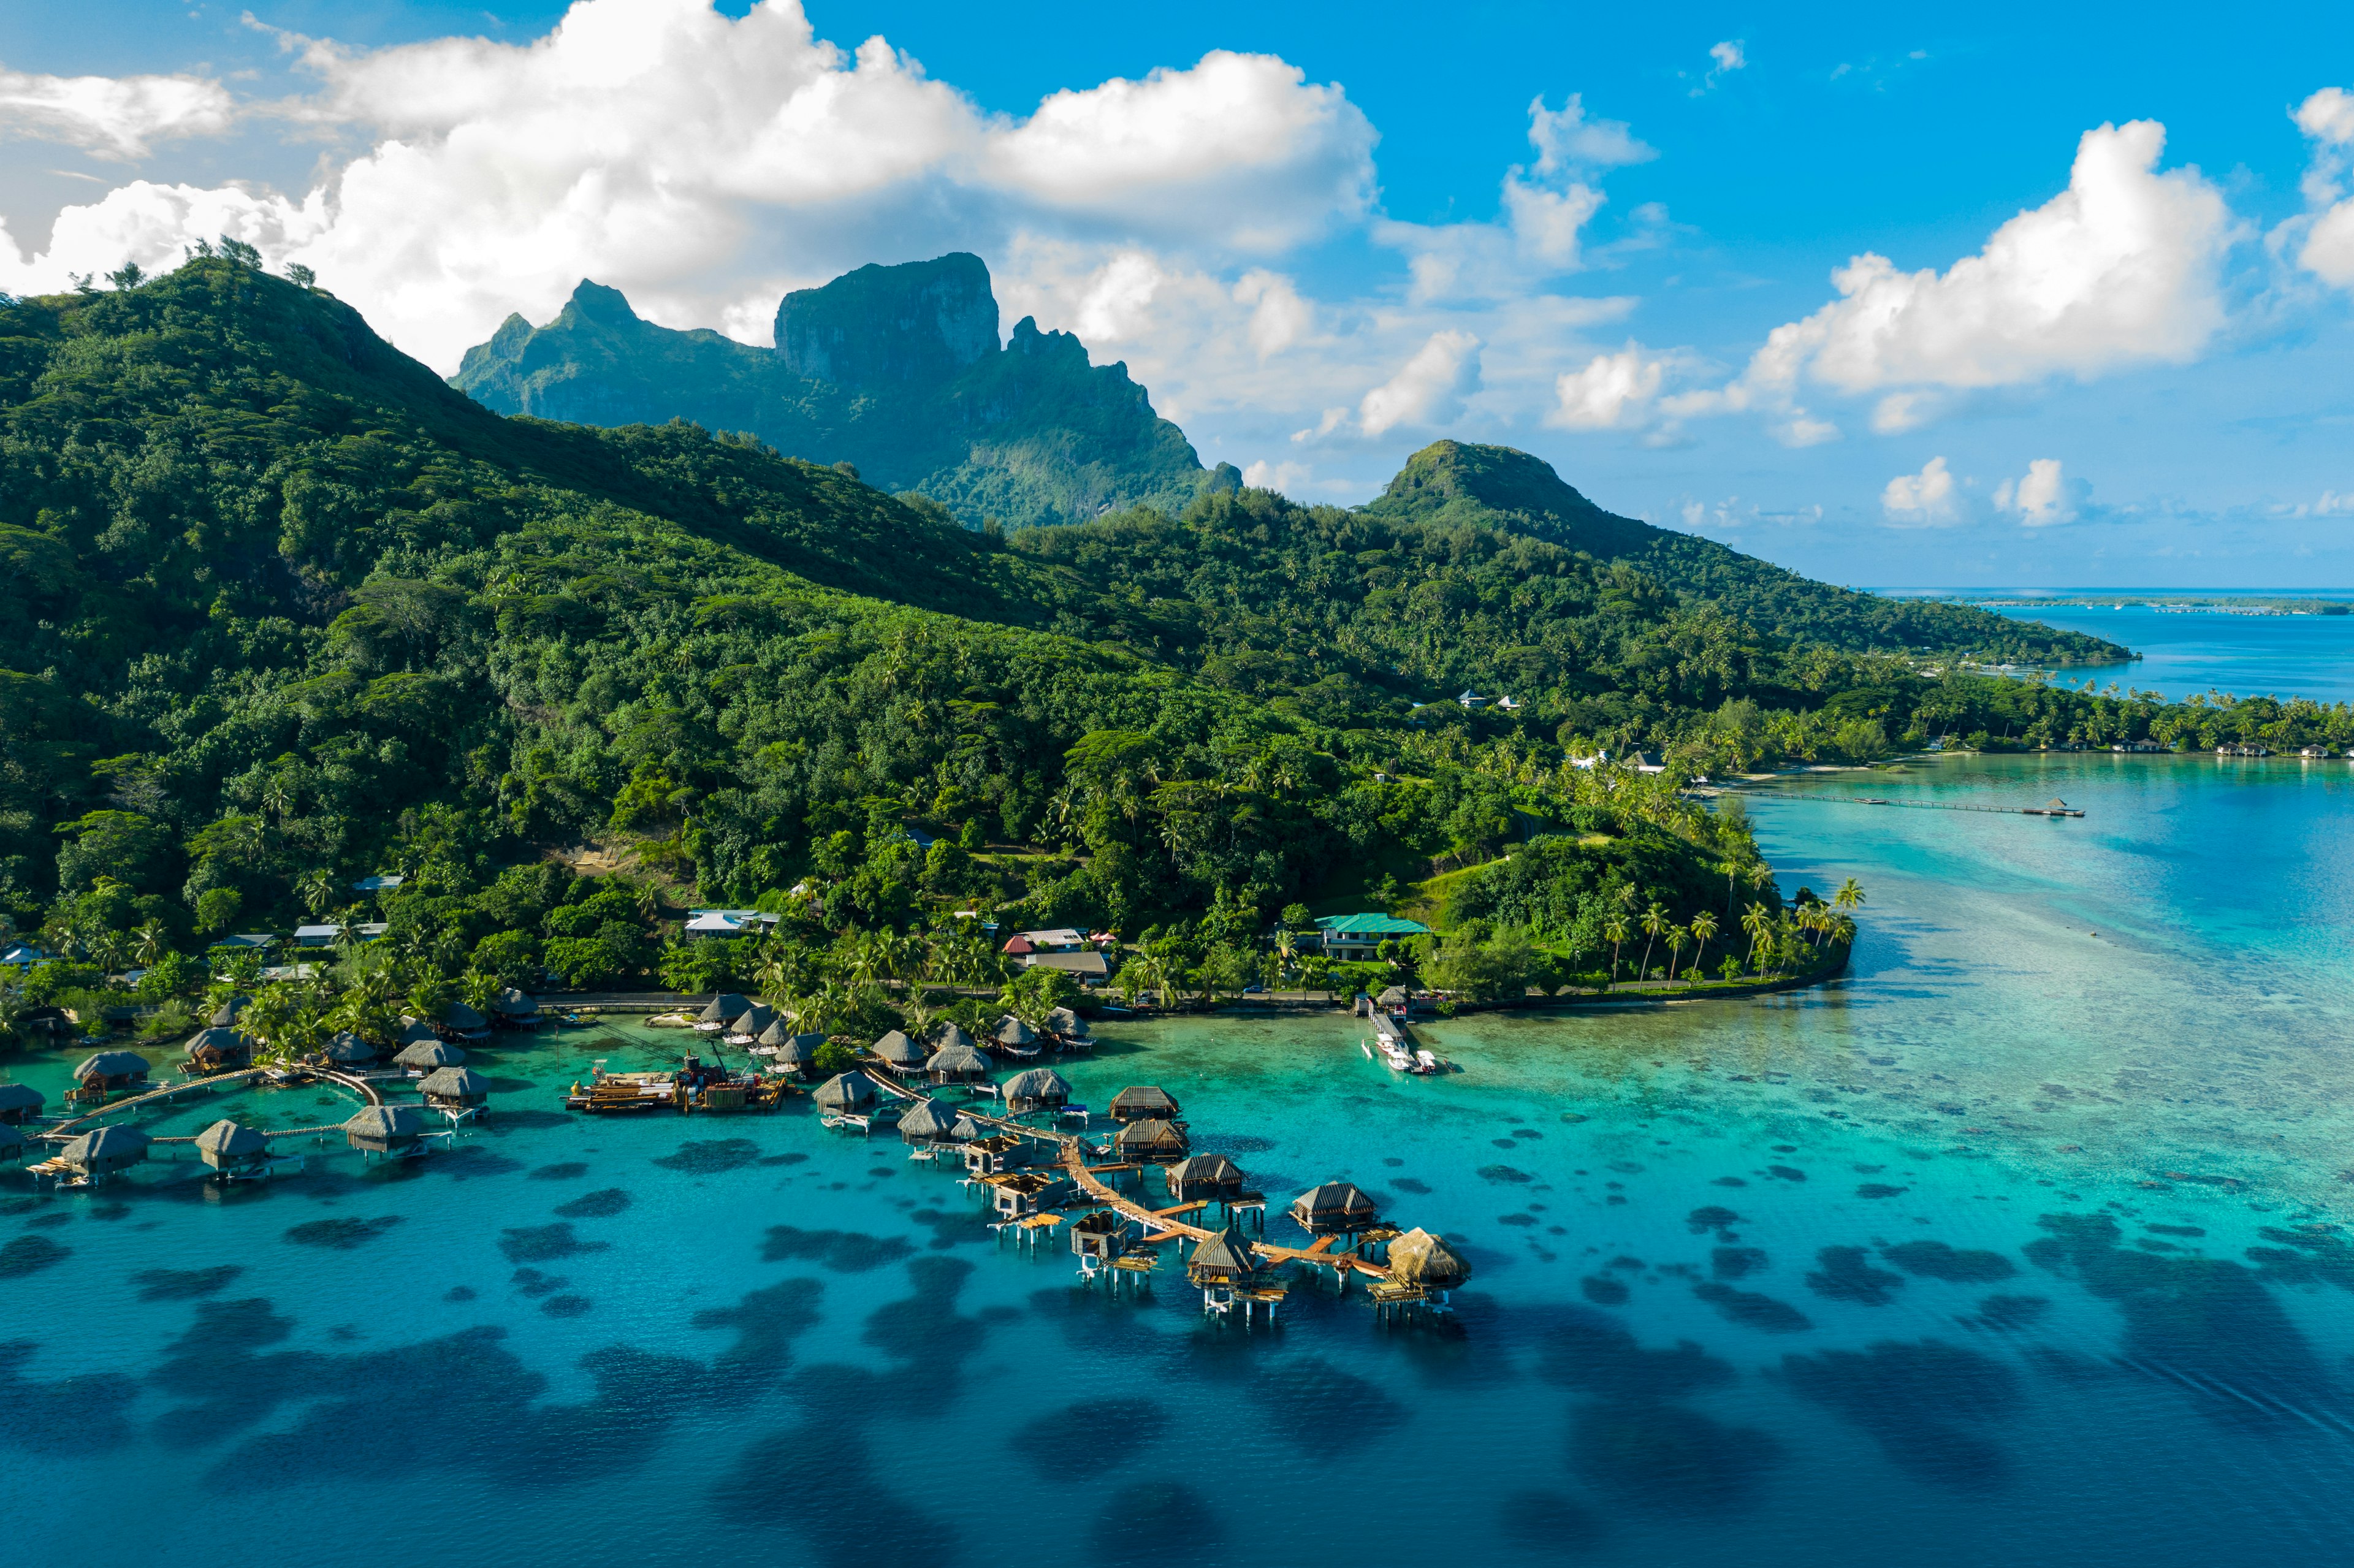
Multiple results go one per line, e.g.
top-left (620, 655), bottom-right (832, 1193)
top-left (73, 1049), bottom-right (150, 1081)
top-left (995, 1015), bottom-right (1037, 1046)
top-left (1291, 1181), bottom-right (1381, 1230)
top-left (323, 1032), bottom-right (378, 1064)
top-left (1387, 1227), bottom-right (1471, 1288)
top-left (775, 1032), bottom-right (824, 1065)
top-left (64, 1124), bottom-right (150, 1171)
top-left (870, 1029), bottom-right (925, 1068)
top-left (813, 1071), bottom-right (877, 1111)
top-left (1108, 1085), bottom-right (1179, 1119)
top-left (195, 1119), bottom-right (269, 1165)
top-left (897, 1098), bottom-right (959, 1141)
top-left (492, 987), bottom-right (538, 1016)
top-left (926, 1042), bottom-right (993, 1080)
top-left (734, 1004), bottom-right (777, 1038)
top-left (1376, 986), bottom-right (1409, 1005)
top-left (1188, 1220), bottom-right (1260, 1279)
top-left (443, 1001), bottom-right (490, 1032)
top-left (756, 1018), bottom-right (792, 1048)
top-left (1113, 1117), bottom-right (1189, 1159)
top-left (397, 1018), bottom-right (440, 1046)
top-left (344, 1104), bottom-right (424, 1148)
top-left (184, 1026), bottom-right (251, 1062)
top-left (419, 1066), bottom-right (492, 1100)
top-left (1002, 1067), bottom-right (1070, 1106)
top-left (701, 993), bottom-right (752, 1024)
top-left (394, 1039), bottom-right (463, 1070)
top-left (932, 1022), bottom-right (975, 1051)
top-left (1046, 1005), bottom-right (1089, 1038)
top-left (0, 1082), bottom-right (45, 1114)
top-left (1166, 1153), bottom-right (1244, 1191)
top-left (950, 1113), bottom-right (986, 1141)
top-left (210, 994), bottom-right (251, 1027)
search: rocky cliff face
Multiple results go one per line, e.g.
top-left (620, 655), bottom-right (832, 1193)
top-left (455, 254), bottom-right (1206, 527)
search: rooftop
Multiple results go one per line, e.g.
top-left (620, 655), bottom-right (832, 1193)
top-left (1314, 913), bottom-right (1433, 937)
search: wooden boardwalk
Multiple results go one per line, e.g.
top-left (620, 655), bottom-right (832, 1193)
top-left (866, 1070), bottom-right (1394, 1283)
top-left (34, 1065), bottom-right (385, 1144)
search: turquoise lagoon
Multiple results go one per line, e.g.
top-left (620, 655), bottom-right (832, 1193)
top-left (5, 753), bottom-right (2354, 1566)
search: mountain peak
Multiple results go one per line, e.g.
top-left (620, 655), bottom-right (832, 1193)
top-left (1366, 440), bottom-right (1653, 558)
top-left (564, 279), bottom-right (641, 325)
top-left (775, 252), bottom-right (999, 390)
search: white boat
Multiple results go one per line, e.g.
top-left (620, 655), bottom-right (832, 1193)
top-left (1360, 1039), bottom-right (1373, 1060)
top-left (1414, 1049), bottom-right (1444, 1075)
top-left (1378, 1040), bottom-right (1415, 1071)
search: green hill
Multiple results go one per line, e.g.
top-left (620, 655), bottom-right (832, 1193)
top-left (1361, 441), bottom-right (2124, 665)
top-left (452, 253), bottom-right (1213, 528)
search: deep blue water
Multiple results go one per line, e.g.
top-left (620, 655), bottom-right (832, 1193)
top-left (1986, 602), bottom-right (2354, 704)
top-left (5, 754), bottom-right (2354, 1566)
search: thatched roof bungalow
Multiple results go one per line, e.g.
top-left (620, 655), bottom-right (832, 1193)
top-left (813, 1072), bottom-right (877, 1114)
top-left (395, 1018), bottom-right (441, 1047)
top-left (932, 1022), bottom-right (975, 1051)
top-left (1046, 1005), bottom-right (1090, 1040)
top-left (732, 1003), bottom-right (777, 1040)
top-left (950, 1112), bottom-right (987, 1142)
top-left (925, 1041), bottom-right (994, 1084)
top-left (441, 1002), bottom-right (491, 1038)
top-left (1108, 1085), bottom-right (1179, 1124)
top-left (1387, 1227), bottom-right (1471, 1289)
top-left (1002, 1067), bottom-right (1070, 1114)
top-left (62, 1124), bottom-right (150, 1177)
top-left (394, 1038), bottom-right (464, 1071)
top-left (419, 1066), bottom-right (492, 1109)
top-left (1186, 1220), bottom-right (1264, 1285)
top-left (757, 1021), bottom-right (822, 1076)
top-left (1165, 1153), bottom-right (1246, 1202)
top-left (1290, 1181), bottom-right (1381, 1234)
top-left (323, 1032), bottom-right (378, 1065)
top-left (184, 1027), bottom-right (252, 1070)
top-left (195, 1119), bottom-right (271, 1173)
top-left (72, 1051), bottom-right (151, 1090)
top-left (700, 993), bottom-right (752, 1026)
top-left (897, 1097), bottom-right (962, 1146)
top-left (1113, 1117), bottom-right (1189, 1163)
top-left (994, 1016), bottom-right (1037, 1049)
top-left (492, 987), bottom-right (539, 1021)
top-left (0, 1081), bottom-right (45, 1124)
top-left (210, 994), bottom-right (251, 1027)
top-left (869, 1030), bottom-right (926, 1071)
top-left (344, 1104), bottom-right (425, 1155)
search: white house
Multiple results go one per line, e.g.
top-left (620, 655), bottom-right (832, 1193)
top-left (685, 910), bottom-right (781, 940)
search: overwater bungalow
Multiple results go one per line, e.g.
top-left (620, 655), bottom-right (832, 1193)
top-left (1070, 1209), bottom-right (1129, 1269)
top-left (395, 1018), bottom-right (440, 1048)
top-left (813, 1071), bottom-right (877, 1117)
top-left (493, 988), bottom-right (541, 1028)
top-left (926, 1041), bottom-right (995, 1084)
top-left (183, 1027), bottom-right (252, 1073)
top-left (210, 994), bottom-right (251, 1027)
top-left (54, 1124), bottom-right (151, 1185)
top-left (1290, 1181), bottom-right (1381, 1235)
top-left (699, 994), bottom-right (753, 1030)
top-left (932, 1022), bottom-right (977, 1052)
top-left (72, 1050), bottom-right (151, 1095)
top-left (194, 1119), bottom-right (273, 1177)
top-left (1387, 1228), bottom-right (1471, 1290)
top-left (419, 1065), bottom-right (492, 1115)
top-left (1166, 1153), bottom-right (1247, 1205)
top-left (394, 1038), bottom-right (464, 1073)
top-left (441, 1002), bottom-right (492, 1040)
top-left (1108, 1085), bottom-right (1181, 1124)
top-left (756, 1021), bottom-right (821, 1078)
top-left (993, 1016), bottom-right (1040, 1057)
top-left (962, 1133), bottom-right (1032, 1176)
top-left (1113, 1117), bottom-right (1190, 1163)
top-left (1186, 1220), bottom-right (1265, 1286)
top-left (950, 1112), bottom-right (987, 1142)
top-left (0, 1082), bottom-right (46, 1124)
top-left (897, 1097), bottom-right (962, 1151)
top-left (344, 1104), bottom-right (428, 1159)
top-left (870, 1029), bottom-right (927, 1073)
top-left (1046, 1005), bottom-right (1091, 1043)
top-left (322, 1032), bottom-right (379, 1066)
top-left (730, 1004), bottom-right (777, 1044)
top-left (989, 1169), bottom-right (1065, 1219)
top-left (1002, 1067), bottom-right (1071, 1115)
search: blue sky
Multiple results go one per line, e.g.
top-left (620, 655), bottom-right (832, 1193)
top-left (5, 1), bottom-right (2354, 586)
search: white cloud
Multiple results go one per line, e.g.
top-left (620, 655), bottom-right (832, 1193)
top-left (1527, 93), bottom-right (1653, 174)
top-left (2290, 86), bottom-right (2354, 291)
top-left (0, 66), bottom-right (234, 159)
top-left (1240, 459), bottom-right (1309, 495)
top-left (1070, 251), bottom-right (1164, 343)
top-left (1547, 343), bottom-right (1664, 430)
top-left (2290, 489), bottom-right (2354, 518)
top-left (1690, 40), bottom-right (1746, 94)
top-left (1686, 120), bottom-right (2232, 443)
top-left (1359, 330), bottom-right (1482, 437)
top-left (1998, 458), bottom-right (2087, 526)
top-left (1232, 268), bottom-right (1309, 357)
top-left (1880, 456), bottom-right (1962, 526)
top-left (0, 2), bottom-right (1381, 371)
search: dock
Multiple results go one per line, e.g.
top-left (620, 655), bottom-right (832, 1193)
top-left (1753, 793), bottom-right (2084, 819)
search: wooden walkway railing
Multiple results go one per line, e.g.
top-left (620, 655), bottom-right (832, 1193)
top-left (34, 1064), bottom-right (384, 1143)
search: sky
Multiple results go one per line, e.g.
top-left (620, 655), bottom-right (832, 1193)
top-left (4, 2), bottom-right (2354, 587)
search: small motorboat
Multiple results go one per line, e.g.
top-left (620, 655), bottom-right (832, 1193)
top-left (558, 1012), bottom-right (593, 1030)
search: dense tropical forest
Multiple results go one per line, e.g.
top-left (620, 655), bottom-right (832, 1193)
top-left (1, 253), bottom-right (2345, 1051)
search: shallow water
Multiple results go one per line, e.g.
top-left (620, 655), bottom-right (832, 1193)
top-left (4, 753), bottom-right (2353, 1566)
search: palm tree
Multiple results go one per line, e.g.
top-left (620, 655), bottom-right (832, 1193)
top-left (1602, 914), bottom-right (1628, 988)
top-left (1637, 901), bottom-right (1667, 983)
top-left (1664, 924), bottom-right (1688, 989)
top-left (1740, 901), bottom-right (1773, 975)
top-left (1834, 877), bottom-right (1866, 915)
top-left (1688, 910), bottom-right (1718, 981)
top-left (297, 870), bottom-right (338, 919)
top-left (133, 920), bottom-right (168, 968)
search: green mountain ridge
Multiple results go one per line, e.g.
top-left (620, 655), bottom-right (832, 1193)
top-left (454, 253), bottom-right (1213, 528)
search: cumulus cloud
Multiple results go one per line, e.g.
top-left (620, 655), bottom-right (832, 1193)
top-left (0, 66), bottom-right (234, 158)
top-left (2291, 86), bottom-right (2354, 291)
top-left (1682, 120), bottom-right (2233, 444)
top-left (0, 1), bottom-right (1379, 371)
top-left (1689, 40), bottom-right (1746, 95)
top-left (1547, 343), bottom-right (1664, 430)
top-left (1528, 94), bottom-right (1654, 174)
top-left (2288, 489), bottom-right (2354, 518)
top-left (1996, 458), bottom-right (2088, 526)
top-left (1880, 456), bottom-right (1962, 526)
top-left (1358, 330), bottom-right (1482, 437)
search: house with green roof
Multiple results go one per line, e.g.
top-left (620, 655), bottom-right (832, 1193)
top-left (1312, 913), bottom-right (1432, 961)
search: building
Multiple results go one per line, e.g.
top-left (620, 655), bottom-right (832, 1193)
top-left (207, 932), bottom-right (279, 954)
top-left (685, 910), bottom-right (782, 940)
top-left (1020, 950), bottom-right (1111, 983)
top-left (1003, 927), bottom-right (1086, 956)
top-left (292, 923), bottom-right (389, 948)
top-left (351, 873), bottom-right (405, 894)
top-left (1, 945), bottom-right (55, 972)
top-left (1311, 913), bottom-right (1433, 961)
